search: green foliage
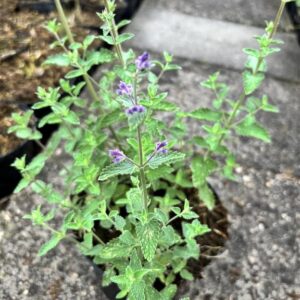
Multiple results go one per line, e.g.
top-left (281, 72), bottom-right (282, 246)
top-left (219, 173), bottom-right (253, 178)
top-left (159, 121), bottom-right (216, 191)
top-left (136, 219), bottom-right (161, 262)
top-left (98, 161), bottom-right (137, 181)
top-left (10, 0), bottom-right (285, 298)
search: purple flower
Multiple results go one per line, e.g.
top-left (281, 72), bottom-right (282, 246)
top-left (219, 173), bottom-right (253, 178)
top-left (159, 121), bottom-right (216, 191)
top-left (136, 52), bottom-right (151, 70)
top-left (125, 105), bottom-right (146, 116)
top-left (109, 149), bottom-right (126, 163)
top-left (155, 141), bottom-right (168, 153)
top-left (116, 81), bottom-right (133, 96)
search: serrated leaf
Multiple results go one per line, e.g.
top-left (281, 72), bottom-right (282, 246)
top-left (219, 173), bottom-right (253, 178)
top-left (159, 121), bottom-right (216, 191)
top-left (38, 232), bottom-right (64, 256)
top-left (191, 156), bottom-right (217, 187)
top-left (160, 284), bottom-right (177, 300)
top-left (128, 110), bottom-right (147, 130)
top-left (98, 161), bottom-right (137, 181)
top-left (126, 188), bottom-right (144, 212)
top-left (199, 183), bottom-right (216, 210)
top-left (243, 71), bottom-right (265, 95)
top-left (148, 151), bottom-right (185, 169)
top-left (182, 219), bottom-right (211, 240)
top-left (43, 53), bottom-right (70, 66)
top-left (136, 220), bottom-right (161, 262)
top-left (188, 108), bottom-right (222, 121)
top-left (117, 33), bottom-right (135, 44)
top-left (129, 280), bottom-right (146, 300)
top-left (235, 121), bottom-right (271, 143)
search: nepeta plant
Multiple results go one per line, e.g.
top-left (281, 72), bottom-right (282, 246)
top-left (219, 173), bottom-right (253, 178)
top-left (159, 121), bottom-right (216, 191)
top-left (9, 0), bottom-right (290, 299)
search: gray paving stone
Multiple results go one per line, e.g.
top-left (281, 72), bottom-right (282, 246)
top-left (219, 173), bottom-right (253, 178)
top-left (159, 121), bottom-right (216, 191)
top-left (140, 54), bottom-right (300, 176)
top-left (158, 0), bottom-right (291, 30)
top-left (177, 169), bottom-right (300, 299)
top-left (127, 0), bottom-right (300, 82)
top-left (0, 162), bottom-right (108, 300)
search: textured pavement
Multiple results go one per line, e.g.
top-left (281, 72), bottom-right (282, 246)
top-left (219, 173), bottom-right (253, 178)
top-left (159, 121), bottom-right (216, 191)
top-left (1, 0), bottom-right (299, 299)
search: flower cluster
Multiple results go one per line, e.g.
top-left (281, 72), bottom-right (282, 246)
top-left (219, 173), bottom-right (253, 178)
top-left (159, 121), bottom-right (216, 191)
top-left (155, 141), bottom-right (168, 154)
top-left (136, 52), bottom-right (151, 70)
top-left (109, 149), bottom-right (126, 163)
top-left (125, 105), bottom-right (146, 115)
top-left (116, 81), bottom-right (133, 96)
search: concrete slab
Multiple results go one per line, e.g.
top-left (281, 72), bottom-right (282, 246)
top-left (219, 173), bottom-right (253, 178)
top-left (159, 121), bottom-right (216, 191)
top-left (147, 55), bottom-right (300, 176)
top-left (0, 163), bottom-right (108, 300)
top-left (179, 169), bottom-right (300, 299)
top-left (158, 0), bottom-right (291, 30)
top-left (127, 1), bottom-right (300, 82)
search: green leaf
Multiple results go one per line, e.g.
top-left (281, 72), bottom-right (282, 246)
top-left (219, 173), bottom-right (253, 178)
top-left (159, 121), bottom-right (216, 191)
top-left (128, 110), bottom-right (147, 130)
top-left (126, 188), bottom-right (144, 212)
top-left (43, 53), bottom-right (70, 66)
top-left (191, 156), bottom-right (217, 187)
top-left (65, 69), bottom-right (84, 79)
top-left (148, 151), bottom-right (185, 169)
top-left (235, 121), bottom-right (271, 143)
top-left (160, 285), bottom-right (177, 300)
top-left (14, 178), bottom-right (31, 193)
top-left (98, 161), bottom-right (137, 181)
top-left (38, 232), bottom-right (64, 256)
top-left (180, 269), bottom-right (194, 281)
top-left (117, 33), bottom-right (135, 44)
top-left (188, 108), bottom-right (222, 121)
top-left (129, 280), bottom-right (146, 300)
top-left (136, 220), bottom-right (161, 262)
top-left (198, 183), bottom-right (216, 210)
top-left (243, 71), bottom-right (265, 95)
top-left (182, 219), bottom-right (211, 240)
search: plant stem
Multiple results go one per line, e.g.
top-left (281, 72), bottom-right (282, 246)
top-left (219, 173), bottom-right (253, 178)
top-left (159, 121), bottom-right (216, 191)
top-left (204, 0), bottom-right (287, 160)
top-left (137, 126), bottom-right (148, 210)
top-left (54, 0), bottom-right (122, 149)
top-left (103, 0), bottom-right (126, 68)
top-left (54, 0), bottom-right (75, 44)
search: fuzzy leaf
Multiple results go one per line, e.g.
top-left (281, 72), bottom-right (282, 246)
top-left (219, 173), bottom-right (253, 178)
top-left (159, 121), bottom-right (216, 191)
top-left (98, 161), bottom-right (137, 181)
top-left (136, 220), bottom-right (161, 262)
top-left (129, 280), bottom-right (146, 300)
top-left (188, 108), bottom-right (222, 122)
top-left (235, 121), bottom-right (271, 143)
top-left (182, 220), bottom-right (211, 240)
top-left (128, 110), bottom-right (147, 130)
top-left (198, 183), bottom-right (216, 210)
top-left (243, 71), bottom-right (265, 95)
top-left (191, 156), bottom-right (217, 187)
top-left (38, 232), bottom-right (64, 256)
top-left (43, 53), bottom-right (70, 66)
top-left (148, 151), bottom-right (185, 169)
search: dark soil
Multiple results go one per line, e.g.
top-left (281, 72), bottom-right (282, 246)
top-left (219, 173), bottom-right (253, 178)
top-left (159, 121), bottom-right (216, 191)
top-left (0, 0), bottom-right (105, 156)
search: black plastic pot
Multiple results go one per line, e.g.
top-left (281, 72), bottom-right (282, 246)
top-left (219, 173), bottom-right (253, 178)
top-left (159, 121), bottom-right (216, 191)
top-left (0, 0), bottom-right (143, 204)
top-left (286, 2), bottom-right (300, 46)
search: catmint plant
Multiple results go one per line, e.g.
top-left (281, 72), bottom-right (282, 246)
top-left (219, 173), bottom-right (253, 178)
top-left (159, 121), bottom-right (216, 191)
top-left (9, 0), bottom-right (290, 299)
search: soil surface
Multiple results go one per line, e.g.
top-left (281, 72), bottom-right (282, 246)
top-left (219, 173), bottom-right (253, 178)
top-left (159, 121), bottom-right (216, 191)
top-left (0, 0), bottom-right (103, 156)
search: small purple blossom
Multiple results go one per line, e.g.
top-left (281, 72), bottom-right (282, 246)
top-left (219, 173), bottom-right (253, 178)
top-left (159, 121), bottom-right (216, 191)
top-left (109, 149), bottom-right (126, 163)
top-left (155, 141), bottom-right (168, 153)
top-left (125, 105), bottom-right (146, 116)
top-left (136, 52), bottom-right (151, 70)
top-left (116, 81), bottom-right (133, 96)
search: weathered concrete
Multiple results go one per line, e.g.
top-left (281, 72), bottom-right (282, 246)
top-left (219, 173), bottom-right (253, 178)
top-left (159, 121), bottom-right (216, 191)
top-left (158, 0), bottom-right (291, 30)
top-left (127, 0), bottom-right (300, 82)
top-left (0, 162), bottom-right (108, 300)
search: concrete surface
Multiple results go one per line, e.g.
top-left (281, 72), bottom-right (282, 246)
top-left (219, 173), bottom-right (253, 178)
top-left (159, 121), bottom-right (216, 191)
top-left (127, 0), bottom-right (300, 82)
top-left (1, 0), bottom-right (299, 299)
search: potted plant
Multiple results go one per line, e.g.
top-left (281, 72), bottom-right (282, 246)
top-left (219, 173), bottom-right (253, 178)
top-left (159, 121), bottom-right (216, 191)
top-left (0, 0), bottom-right (142, 201)
top-left (9, 0), bottom-right (289, 298)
